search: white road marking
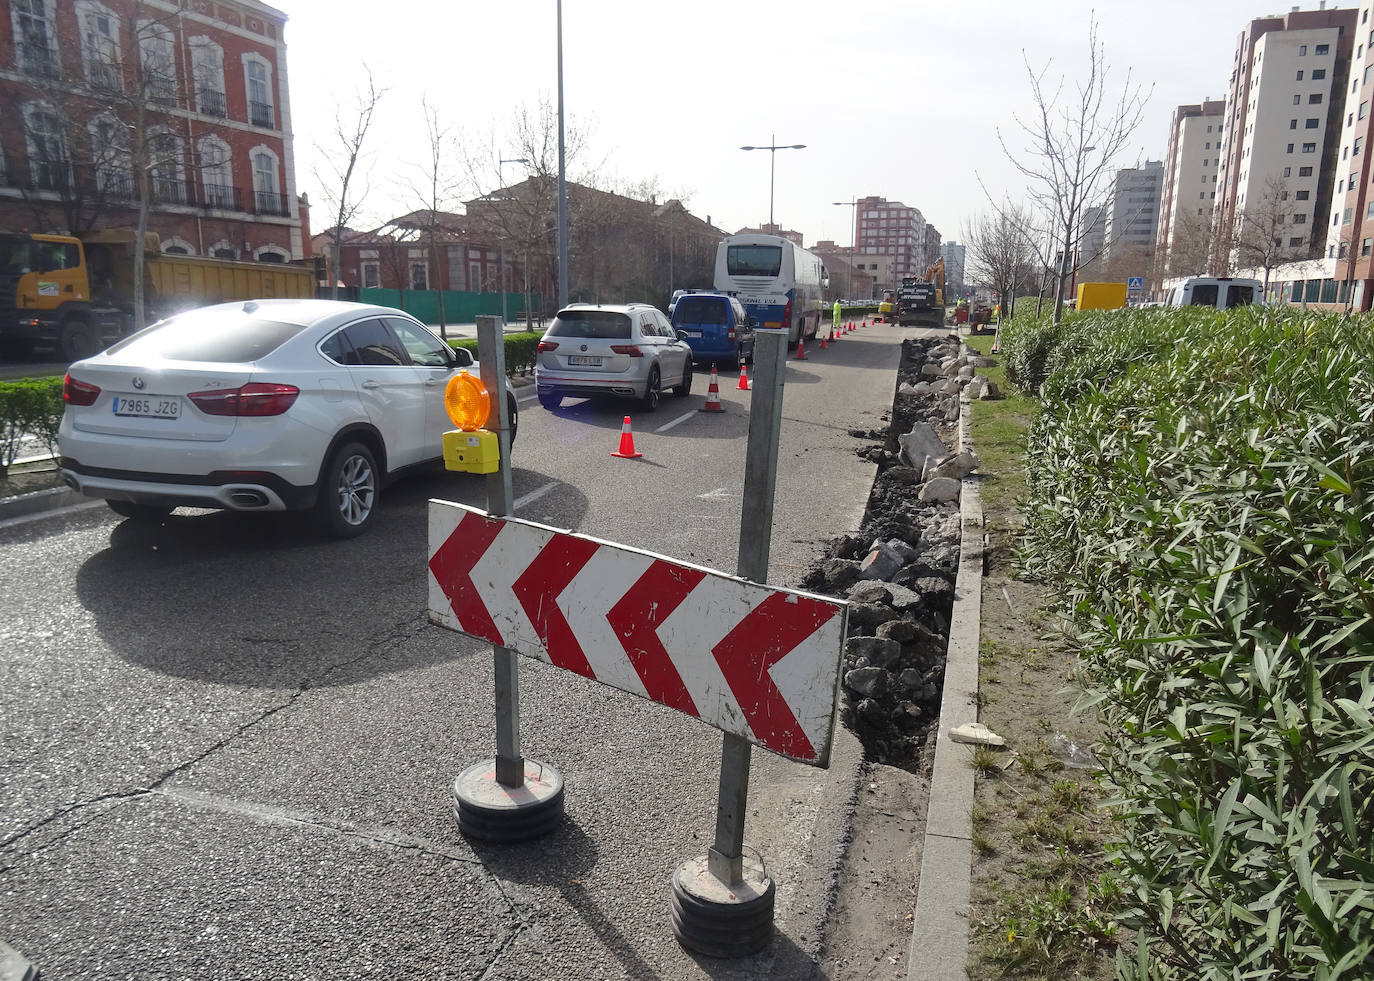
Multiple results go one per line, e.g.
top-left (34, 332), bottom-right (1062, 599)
top-left (696, 487), bottom-right (731, 500)
top-left (655, 410), bottom-right (696, 433)
top-left (513, 482), bottom-right (558, 511)
top-left (0, 498), bottom-right (102, 531)
top-left (517, 391), bottom-right (540, 404)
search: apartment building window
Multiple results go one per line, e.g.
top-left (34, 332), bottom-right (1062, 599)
top-left (1363, 102), bottom-right (1370, 119)
top-left (147, 128), bottom-right (186, 203)
top-left (1314, 68), bottom-right (1327, 80)
top-left (1199, 192), bottom-right (1206, 199)
top-left (190, 37), bottom-right (226, 117)
top-left (23, 102), bottom-right (68, 190)
top-left (1283, 190), bottom-right (1291, 200)
top-left (1291, 119), bottom-right (1299, 129)
top-left (243, 54), bottom-right (275, 128)
top-left (1300, 166), bottom-right (1313, 176)
top-left (1290, 237), bottom-right (1305, 247)
top-left (362, 262), bottom-right (380, 288)
top-left (1345, 208), bottom-right (1354, 224)
top-left (468, 262), bottom-right (481, 289)
top-left (1288, 143), bottom-right (1296, 153)
top-left (1367, 200), bottom-right (1374, 218)
top-left (1316, 44), bottom-right (1329, 55)
top-left (251, 147), bottom-right (282, 214)
top-left (12, 0), bottom-right (58, 77)
top-left (410, 263), bottom-right (428, 291)
top-left (1283, 166), bottom-right (1292, 177)
top-left (1310, 93), bottom-right (1324, 104)
top-left (1294, 94), bottom-right (1302, 105)
top-left (88, 114), bottom-right (129, 196)
top-left (138, 20), bottom-right (177, 105)
top-left (1306, 143), bottom-right (1319, 153)
top-left (198, 134), bottom-right (234, 208)
top-left (1300, 45), bottom-right (1308, 55)
top-left (1364, 237), bottom-right (1373, 256)
top-left (1297, 70), bottom-right (1305, 80)
top-left (1358, 136), bottom-right (1366, 155)
top-left (1366, 66), bottom-right (1373, 84)
top-left (1297, 189), bottom-right (1310, 200)
top-left (1306, 118), bottom-right (1321, 128)
top-left (1295, 214), bottom-right (1309, 224)
top-left (76, 1), bottom-right (121, 90)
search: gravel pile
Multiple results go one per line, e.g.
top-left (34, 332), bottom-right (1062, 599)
top-left (801, 334), bottom-right (993, 770)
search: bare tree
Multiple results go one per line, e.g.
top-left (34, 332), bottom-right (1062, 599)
top-left (1232, 176), bottom-right (1307, 291)
top-left (998, 17), bottom-right (1151, 322)
top-left (1162, 206), bottom-right (1215, 278)
top-left (314, 68), bottom-right (384, 300)
top-left (964, 205), bottom-right (1039, 316)
top-left (402, 96), bottom-right (461, 335)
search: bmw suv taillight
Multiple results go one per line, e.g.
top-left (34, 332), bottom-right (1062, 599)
top-left (188, 382), bottom-right (300, 417)
top-left (63, 373), bottom-right (100, 406)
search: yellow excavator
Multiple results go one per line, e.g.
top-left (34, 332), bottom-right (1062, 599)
top-left (894, 256), bottom-right (945, 328)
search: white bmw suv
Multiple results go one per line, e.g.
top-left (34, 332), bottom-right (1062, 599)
top-left (58, 299), bottom-right (516, 537)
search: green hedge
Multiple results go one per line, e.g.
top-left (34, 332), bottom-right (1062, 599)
top-left (449, 331), bottom-right (542, 378)
top-left (0, 376), bottom-right (64, 475)
top-left (1020, 308), bottom-right (1374, 978)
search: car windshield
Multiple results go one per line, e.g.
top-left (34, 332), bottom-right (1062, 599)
top-left (547, 310), bottom-right (632, 339)
top-left (727, 245), bottom-right (782, 277)
top-left (674, 297), bottom-right (728, 325)
top-left (105, 309), bottom-right (307, 362)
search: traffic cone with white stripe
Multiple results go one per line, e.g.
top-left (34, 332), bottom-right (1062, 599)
top-left (611, 416), bottom-right (643, 458)
top-left (736, 364), bottom-right (750, 391)
top-left (701, 365), bottom-right (725, 412)
top-left (795, 336), bottom-right (807, 360)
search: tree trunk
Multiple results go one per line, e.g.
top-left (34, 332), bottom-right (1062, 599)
top-left (133, 168), bottom-right (150, 332)
top-left (1052, 224), bottom-right (1074, 324)
top-left (330, 238), bottom-right (341, 301)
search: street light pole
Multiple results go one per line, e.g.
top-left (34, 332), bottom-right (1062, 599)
top-left (740, 135), bottom-right (806, 230)
top-left (833, 198), bottom-right (857, 298)
top-left (556, 0), bottom-right (569, 308)
top-left (498, 156), bottom-right (530, 325)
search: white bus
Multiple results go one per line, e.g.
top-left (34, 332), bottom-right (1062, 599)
top-left (713, 234), bottom-right (828, 345)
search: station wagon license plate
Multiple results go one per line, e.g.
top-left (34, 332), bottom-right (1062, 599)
top-left (567, 355), bottom-right (602, 366)
top-left (112, 395), bottom-right (181, 419)
top-left (681, 329), bottom-right (702, 336)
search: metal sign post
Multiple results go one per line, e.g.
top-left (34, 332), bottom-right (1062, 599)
top-left (451, 315), bottom-right (564, 842)
top-left (673, 327), bottom-right (791, 957)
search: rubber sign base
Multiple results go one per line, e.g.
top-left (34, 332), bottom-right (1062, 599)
top-left (453, 758), bottom-right (565, 843)
top-left (670, 854), bottom-right (776, 958)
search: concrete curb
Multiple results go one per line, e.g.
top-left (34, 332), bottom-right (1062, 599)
top-left (906, 389), bottom-right (983, 981)
top-left (0, 483), bottom-right (80, 522)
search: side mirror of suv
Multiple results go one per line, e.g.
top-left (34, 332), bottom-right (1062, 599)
top-left (676, 329), bottom-right (690, 340)
top-left (452, 347), bottom-right (475, 367)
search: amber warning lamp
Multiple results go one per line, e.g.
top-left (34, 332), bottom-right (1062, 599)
top-left (441, 370), bottom-right (500, 473)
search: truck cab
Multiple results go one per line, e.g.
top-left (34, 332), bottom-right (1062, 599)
top-left (0, 233), bottom-right (119, 359)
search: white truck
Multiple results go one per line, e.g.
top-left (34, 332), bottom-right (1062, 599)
top-left (1165, 277), bottom-right (1264, 310)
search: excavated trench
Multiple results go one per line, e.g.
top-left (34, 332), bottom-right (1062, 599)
top-left (799, 335), bottom-right (969, 773)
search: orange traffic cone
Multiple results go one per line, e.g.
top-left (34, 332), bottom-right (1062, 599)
top-left (736, 364), bottom-right (750, 391)
top-left (820, 336), bottom-right (827, 350)
top-left (702, 365), bottom-right (726, 412)
top-left (795, 337), bottom-right (807, 360)
top-left (611, 416), bottom-right (642, 458)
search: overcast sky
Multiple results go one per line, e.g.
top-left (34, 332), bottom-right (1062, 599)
top-left (276, 0), bottom-right (1297, 249)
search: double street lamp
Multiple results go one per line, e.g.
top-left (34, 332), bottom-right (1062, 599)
top-left (740, 135), bottom-right (806, 228)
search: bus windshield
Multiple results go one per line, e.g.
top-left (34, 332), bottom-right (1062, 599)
top-left (727, 245), bottom-right (782, 277)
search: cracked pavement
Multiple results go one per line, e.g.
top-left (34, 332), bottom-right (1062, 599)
top-left (0, 331), bottom-right (907, 978)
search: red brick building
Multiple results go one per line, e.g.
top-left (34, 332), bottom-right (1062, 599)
top-left (0, 0), bottom-right (305, 260)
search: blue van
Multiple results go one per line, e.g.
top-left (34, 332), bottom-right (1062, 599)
top-left (670, 292), bottom-right (755, 366)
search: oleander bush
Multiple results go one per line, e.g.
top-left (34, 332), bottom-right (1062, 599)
top-left (1020, 309), bottom-right (1374, 978)
top-left (450, 331), bottom-right (542, 378)
top-left (0, 375), bottom-right (63, 476)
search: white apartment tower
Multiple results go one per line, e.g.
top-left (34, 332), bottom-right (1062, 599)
top-left (1157, 100), bottom-right (1226, 275)
top-left (1105, 161), bottom-right (1164, 261)
top-left (1215, 7), bottom-right (1356, 265)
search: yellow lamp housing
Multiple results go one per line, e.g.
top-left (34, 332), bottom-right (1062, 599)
top-left (444, 370), bottom-right (491, 431)
top-left (443, 429), bottom-right (500, 473)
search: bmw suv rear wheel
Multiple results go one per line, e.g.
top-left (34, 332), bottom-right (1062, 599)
top-left (316, 441), bottom-right (378, 538)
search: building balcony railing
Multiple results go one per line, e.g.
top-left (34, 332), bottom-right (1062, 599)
top-left (253, 188), bottom-right (289, 217)
top-left (201, 182), bottom-right (242, 211)
top-left (151, 176), bottom-right (191, 204)
top-left (148, 82), bottom-right (178, 107)
top-left (196, 88), bottom-right (227, 117)
top-left (249, 101), bottom-right (275, 128)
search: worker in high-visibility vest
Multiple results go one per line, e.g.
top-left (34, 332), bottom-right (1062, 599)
top-left (832, 299), bottom-right (842, 338)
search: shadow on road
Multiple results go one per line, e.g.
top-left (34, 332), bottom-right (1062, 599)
top-left (73, 466), bottom-right (587, 689)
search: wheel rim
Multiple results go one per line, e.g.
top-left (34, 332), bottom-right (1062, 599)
top-left (647, 371), bottom-right (660, 408)
top-left (337, 453), bottom-right (375, 526)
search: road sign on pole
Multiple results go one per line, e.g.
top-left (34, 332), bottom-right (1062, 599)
top-left (1127, 275), bottom-right (1144, 294)
top-left (427, 501), bottom-right (848, 766)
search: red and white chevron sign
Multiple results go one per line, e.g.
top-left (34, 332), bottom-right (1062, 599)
top-left (427, 501), bottom-right (849, 766)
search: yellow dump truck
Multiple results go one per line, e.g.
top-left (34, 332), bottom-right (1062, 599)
top-left (0, 229), bottom-right (318, 360)
top-left (1074, 282), bottom-right (1129, 311)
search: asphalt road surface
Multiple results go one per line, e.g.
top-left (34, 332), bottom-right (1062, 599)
top-left (1, 325), bottom-right (906, 979)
